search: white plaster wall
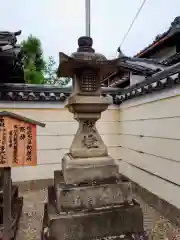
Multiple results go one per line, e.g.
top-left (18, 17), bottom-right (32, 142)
top-left (117, 85), bottom-right (180, 209)
top-left (0, 103), bottom-right (120, 182)
top-left (2, 85), bottom-right (180, 210)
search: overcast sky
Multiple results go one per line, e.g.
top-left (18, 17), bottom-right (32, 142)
top-left (1, 0), bottom-right (180, 63)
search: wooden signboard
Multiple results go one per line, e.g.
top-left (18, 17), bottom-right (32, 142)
top-left (0, 111), bottom-right (45, 240)
top-left (0, 111), bottom-right (45, 168)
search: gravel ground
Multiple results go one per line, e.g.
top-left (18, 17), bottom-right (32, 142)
top-left (16, 189), bottom-right (180, 240)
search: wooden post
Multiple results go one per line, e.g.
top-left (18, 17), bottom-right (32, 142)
top-left (3, 167), bottom-right (11, 240)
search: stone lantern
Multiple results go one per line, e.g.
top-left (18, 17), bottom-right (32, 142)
top-left (58, 36), bottom-right (119, 184)
top-left (42, 36), bottom-right (147, 240)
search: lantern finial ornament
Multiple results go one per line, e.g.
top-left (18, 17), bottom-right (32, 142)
top-left (77, 36), bottom-right (94, 52)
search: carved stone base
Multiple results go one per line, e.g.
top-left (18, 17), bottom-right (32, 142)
top-left (0, 185), bottom-right (23, 240)
top-left (41, 169), bottom-right (147, 240)
top-left (52, 170), bottom-right (132, 212)
top-left (62, 153), bottom-right (119, 185)
top-left (42, 202), bottom-right (146, 240)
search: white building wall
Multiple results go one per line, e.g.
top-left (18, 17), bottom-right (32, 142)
top-left (0, 103), bottom-right (120, 182)
top-left (1, 84), bottom-right (180, 210)
top-left (117, 86), bottom-right (180, 209)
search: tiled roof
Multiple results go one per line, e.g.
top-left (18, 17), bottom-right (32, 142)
top-left (0, 83), bottom-right (122, 104)
top-left (0, 84), bottom-right (71, 101)
top-left (115, 62), bottom-right (180, 104)
top-left (102, 58), bottom-right (166, 86)
top-left (109, 77), bottom-right (129, 88)
top-left (135, 16), bottom-right (180, 57)
top-left (102, 17), bottom-right (180, 86)
top-left (1, 61), bottom-right (180, 105)
top-left (102, 55), bottom-right (167, 87)
top-left (161, 52), bottom-right (180, 66)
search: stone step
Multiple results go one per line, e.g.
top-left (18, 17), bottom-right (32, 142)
top-left (53, 170), bottom-right (132, 212)
top-left (54, 181), bottom-right (132, 212)
top-left (62, 155), bottom-right (120, 185)
top-left (44, 202), bottom-right (144, 240)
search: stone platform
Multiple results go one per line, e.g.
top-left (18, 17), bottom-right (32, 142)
top-left (41, 166), bottom-right (147, 240)
top-left (53, 169), bottom-right (132, 212)
top-left (15, 180), bottom-right (180, 240)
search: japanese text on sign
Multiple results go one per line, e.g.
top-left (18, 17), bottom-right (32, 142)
top-left (0, 117), bottom-right (37, 167)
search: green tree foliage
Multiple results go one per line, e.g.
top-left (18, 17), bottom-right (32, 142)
top-left (21, 35), bottom-right (46, 84)
top-left (45, 56), bottom-right (71, 86)
top-left (21, 35), bottom-right (71, 86)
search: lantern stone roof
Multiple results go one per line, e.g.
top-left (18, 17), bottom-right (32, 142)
top-left (57, 36), bottom-right (118, 78)
top-left (0, 111), bottom-right (45, 127)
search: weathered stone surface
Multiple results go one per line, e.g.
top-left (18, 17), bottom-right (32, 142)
top-left (54, 170), bottom-right (64, 188)
top-left (62, 154), bottom-right (119, 185)
top-left (55, 181), bottom-right (132, 212)
top-left (45, 202), bottom-right (144, 240)
top-left (41, 36), bottom-right (147, 240)
top-left (67, 96), bottom-right (111, 158)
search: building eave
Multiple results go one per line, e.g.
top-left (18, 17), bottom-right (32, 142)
top-left (115, 62), bottom-right (180, 104)
top-left (135, 16), bottom-right (180, 58)
top-left (135, 34), bottom-right (171, 58)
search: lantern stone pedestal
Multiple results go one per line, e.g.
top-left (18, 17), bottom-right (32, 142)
top-left (42, 36), bottom-right (147, 240)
